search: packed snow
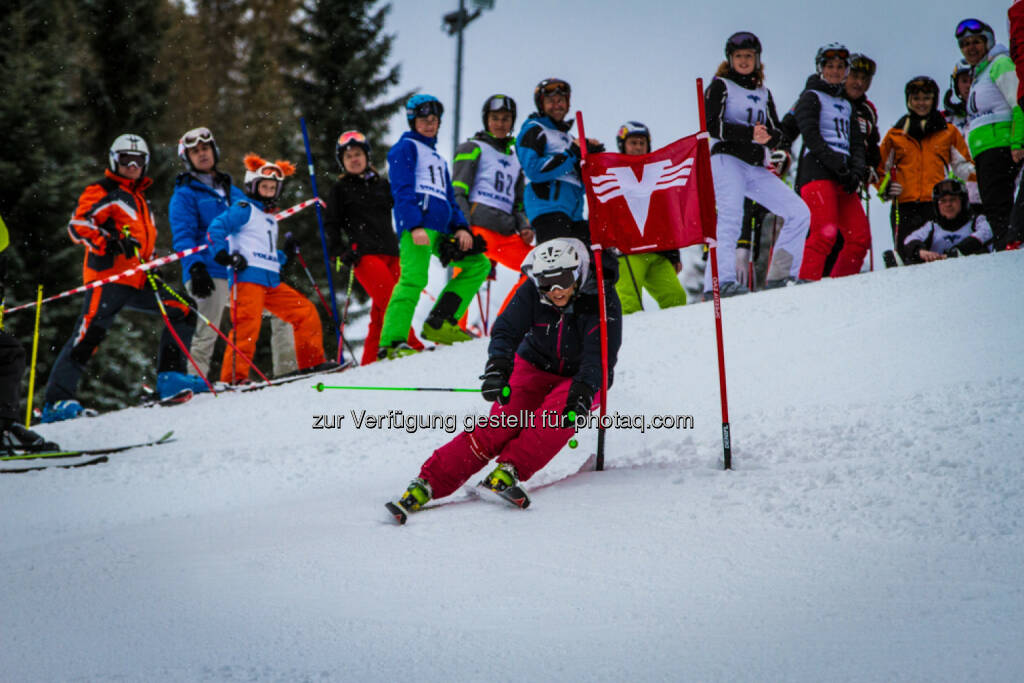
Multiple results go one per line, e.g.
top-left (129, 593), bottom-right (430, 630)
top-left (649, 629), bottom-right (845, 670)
top-left (3, 251), bottom-right (1023, 681)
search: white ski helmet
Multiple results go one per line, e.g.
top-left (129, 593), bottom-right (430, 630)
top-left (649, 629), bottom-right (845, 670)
top-left (525, 238), bottom-right (590, 298)
top-left (177, 126), bottom-right (220, 170)
top-left (815, 42), bottom-right (850, 73)
top-left (108, 133), bottom-right (150, 174)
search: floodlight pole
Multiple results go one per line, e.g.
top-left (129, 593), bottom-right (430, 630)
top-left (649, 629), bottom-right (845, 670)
top-left (443, 0), bottom-right (487, 158)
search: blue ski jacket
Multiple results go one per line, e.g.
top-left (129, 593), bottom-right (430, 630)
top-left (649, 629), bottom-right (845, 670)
top-left (386, 130), bottom-right (468, 238)
top-left (206, 198), bottom-right (287, 288)
top-left (516, 113), bottom-right (585, 222)
top-left (168, 172), bottom-right (247, 282)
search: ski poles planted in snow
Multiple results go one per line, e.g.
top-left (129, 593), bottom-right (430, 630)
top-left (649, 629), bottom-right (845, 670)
top-left (152, 275), bottom-right (272, 384)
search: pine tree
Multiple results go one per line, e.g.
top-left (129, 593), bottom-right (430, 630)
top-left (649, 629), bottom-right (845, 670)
top-left (284, 0), bottom-right (412, 357)
top-left (288, 0), bottom-right (411, 169)
top-left (0, 0), bottom-right (96, 413)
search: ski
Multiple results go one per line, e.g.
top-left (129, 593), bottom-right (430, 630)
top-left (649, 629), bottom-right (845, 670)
top-left (385, 501), bottom-right (410, 525)
top-left (139, 388), bottom-right (193, 408)
top-left (226, 361), bottom-right (355, 393)
top-left (1, 455), bottom-right (110, 474)
top-left (0, 430), bottom-right (176, 463)
top-left (474, 480), bottom-right (531, 509)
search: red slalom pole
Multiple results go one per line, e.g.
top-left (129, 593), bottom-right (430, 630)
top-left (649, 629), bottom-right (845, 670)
top-left (696, 78), bottom-right (732, 470)
top-left (154, 277), bottom-right (271, 384)
top-left (576, 109), bottom-right (610, 472)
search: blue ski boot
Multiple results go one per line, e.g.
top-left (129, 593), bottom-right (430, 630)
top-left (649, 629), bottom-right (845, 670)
top-left (157, 371), bottom-right (209, 399)
top-left (39, 399), bottom-right (85, 424)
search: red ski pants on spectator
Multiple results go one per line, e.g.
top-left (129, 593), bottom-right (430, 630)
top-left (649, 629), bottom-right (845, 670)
top-left (354, 254), bottom-right (423, 365)
top-left (469, 226), bottom-right (532, 315)
top-left (222, 281), bottom-right (325, 383)
top-left (419, 356), bottom-right (595, 499)
top-left (798, 179), bottom-right (871, 280)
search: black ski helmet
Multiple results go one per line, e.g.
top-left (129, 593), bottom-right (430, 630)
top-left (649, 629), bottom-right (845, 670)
top-left (725, 31), bottom-right (761, 58)
top-left (481, 94), bottom-right (517, 132)
top-left (905, 76), bottom-right (940, 109)
top-left (849, 53), bottom-right (877, 77)
top-left (616, 121), bottom-right (651, 153)
top-left (932, 177), bottom-right (968, 208)
top-left (335, 130), bottom-right (371, 170)
top-left (533, 78), bottom-right (571, 112)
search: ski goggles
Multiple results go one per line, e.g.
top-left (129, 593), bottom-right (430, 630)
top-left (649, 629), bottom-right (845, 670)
top-left (906, 77), bottom-right (937, 95)
top-left (337, 130), bottom-right (367, 146)
top-left (819, 47), bottom-right (849, 62)
top-left (727, 32), bottom-right (760, 52)
top-left (955, 19), bottom-right (988, 39)
top-left (849, 55), bottom-right (876, 76)
top-left (485, 95), bottom-right (514, 112)
top-left (180, 126), bottom-right (215, 149)
top-left (536, 79), bottom-right (571, 99)
top-left (535, 267), bottom-right (576, 292)
top-left (933, 180), bottom-right (965, 200)
top-left (116, 152), bottom-right (148, 168)
top-left (253, 165), bottom-right (285, 180)
top-left (410, 100), bottom-right (443, 119)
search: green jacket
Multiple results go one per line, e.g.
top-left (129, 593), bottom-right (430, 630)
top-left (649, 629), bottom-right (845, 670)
top-left (966, 44), bottom-right (1024, 155)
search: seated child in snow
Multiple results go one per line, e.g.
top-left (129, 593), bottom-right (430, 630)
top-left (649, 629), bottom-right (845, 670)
top-left (207, 154), bottom-right (332, 383)
top-left (902, 178), bottom-right (992, 263)
top-left (385, 238), bottom-right (622, 523)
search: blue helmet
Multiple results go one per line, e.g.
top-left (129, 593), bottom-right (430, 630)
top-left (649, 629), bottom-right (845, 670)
top-left (406, 94), bottom-right (444, 129)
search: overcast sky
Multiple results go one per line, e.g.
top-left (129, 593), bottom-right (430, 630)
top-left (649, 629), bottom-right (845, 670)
top-left (380, 1), bottom-right (1012, 156)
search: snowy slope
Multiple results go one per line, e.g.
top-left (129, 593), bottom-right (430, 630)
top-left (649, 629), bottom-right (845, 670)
top-left (3, 252), bottom-right (1024, 682)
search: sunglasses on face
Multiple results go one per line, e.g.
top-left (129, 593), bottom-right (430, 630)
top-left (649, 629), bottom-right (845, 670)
top-left (181, 127), bottom-right (214, 148)
top-left (955, 19), bottom-right (986, 39)
top-left (338, 131), bottom-right (366, 145)
top-left (117, 152), bottom-right (148, 168)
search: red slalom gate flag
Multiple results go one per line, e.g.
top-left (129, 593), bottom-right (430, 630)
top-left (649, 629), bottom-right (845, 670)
top-left (583, 134), bottom-right (714, 254)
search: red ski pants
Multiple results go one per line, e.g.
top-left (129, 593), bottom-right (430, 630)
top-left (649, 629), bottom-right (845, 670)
top-left (354, 254), bottom-right (422, 365)
top-left (469, 226), bottom-right (532, 315)
top-left (419, 356), bottom-right (595, 499)
top-left (798, 179), bottom-right (871, 280)
top-left (222, 281), bottom-right (325, 383)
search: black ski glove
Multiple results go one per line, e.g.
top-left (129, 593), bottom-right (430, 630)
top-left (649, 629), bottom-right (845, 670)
top-left (188, 262), bottom-right (215, 298)
top-left (836, 169), bottom-right (860, 195)
top-left (480, 357), bottom-right (513, 405)
top-left (103, 228), bottom-right (141, 256)
top-left (214, 250), bottom-right (247, 273)
top-left (340, 245), bottom-right (361, 267)
top-left (949, 236), bottom-right (983, 257)
top-left (281, 232), bottom-right (299, 266)
top-left (437, 235), bottom-right (461, 267)
top-left (562, 380), bottom-right (595, 426)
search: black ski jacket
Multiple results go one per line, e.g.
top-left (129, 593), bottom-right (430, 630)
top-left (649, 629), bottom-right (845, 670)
top-left (488, 265), bottom-right (622, 393)
top-left (792, 74), bottom-right (866, 189)
top-left (324, 171), bottom-right (399, 259)
top-left (704, 72), bottom-right (785, 166)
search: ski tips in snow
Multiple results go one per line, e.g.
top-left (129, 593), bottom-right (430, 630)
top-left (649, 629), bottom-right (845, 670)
top-left (385, 501), bottom-right (410, 525)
